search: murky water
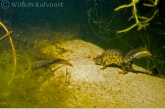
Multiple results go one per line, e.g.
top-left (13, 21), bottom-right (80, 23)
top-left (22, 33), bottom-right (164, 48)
top-left (0, 0), bottom-right (165, 107)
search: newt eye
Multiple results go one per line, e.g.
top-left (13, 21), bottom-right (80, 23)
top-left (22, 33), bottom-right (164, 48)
top-left (93, 56), bottom-right (101, 64)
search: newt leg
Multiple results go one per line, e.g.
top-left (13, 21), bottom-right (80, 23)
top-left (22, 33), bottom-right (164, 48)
top-left (119, 71), bottom-right (125, 74)
top-left (100, 66), bottom-right (107, 70)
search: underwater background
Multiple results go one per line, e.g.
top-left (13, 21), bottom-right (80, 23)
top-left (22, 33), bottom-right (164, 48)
top-left (0, 0), bottom-right (165, 108)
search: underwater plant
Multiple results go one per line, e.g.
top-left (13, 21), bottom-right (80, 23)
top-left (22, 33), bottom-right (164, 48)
top-left (114, 0), bottom-right (159, 33)
top-left (87, 0), bottom-right (159, 38)
top-left (0, 22), bottom-right (16, 84)
top-left (86, 0), bottom-right (164, 76)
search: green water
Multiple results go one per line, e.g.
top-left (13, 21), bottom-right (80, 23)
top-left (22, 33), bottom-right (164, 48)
top-left (0, 0), bottom-right (165, 107)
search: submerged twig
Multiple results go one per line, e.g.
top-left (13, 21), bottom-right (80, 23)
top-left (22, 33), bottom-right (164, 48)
top-left (115, 0), bottom-right (159, 33)
top-left (0, 22), bottom-right (16, 84)
top-left (0, 31), bottom-right (13, 40)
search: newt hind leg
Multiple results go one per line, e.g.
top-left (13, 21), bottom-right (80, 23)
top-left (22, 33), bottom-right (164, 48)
top-left (100, 66), bottom-right (107, 70)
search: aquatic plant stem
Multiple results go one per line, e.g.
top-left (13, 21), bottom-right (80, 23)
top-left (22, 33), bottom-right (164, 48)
top-left (0, 22), bottom-right (17, 84)
top-left (114, 0), bottom-right (158, 33)
top-left (0, 31), bottom-right (13, 40)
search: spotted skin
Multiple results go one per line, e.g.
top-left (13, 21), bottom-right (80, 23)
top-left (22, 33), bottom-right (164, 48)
top-left (93, 49), bottom-right (123, 69)
top-left (93, 47), bottom-right (152, 74)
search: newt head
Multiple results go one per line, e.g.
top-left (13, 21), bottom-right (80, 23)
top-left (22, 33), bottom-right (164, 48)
top-left (50, 59), bottom-right (73, 67)
top-left (93, 54), bottom-right (103, 65)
